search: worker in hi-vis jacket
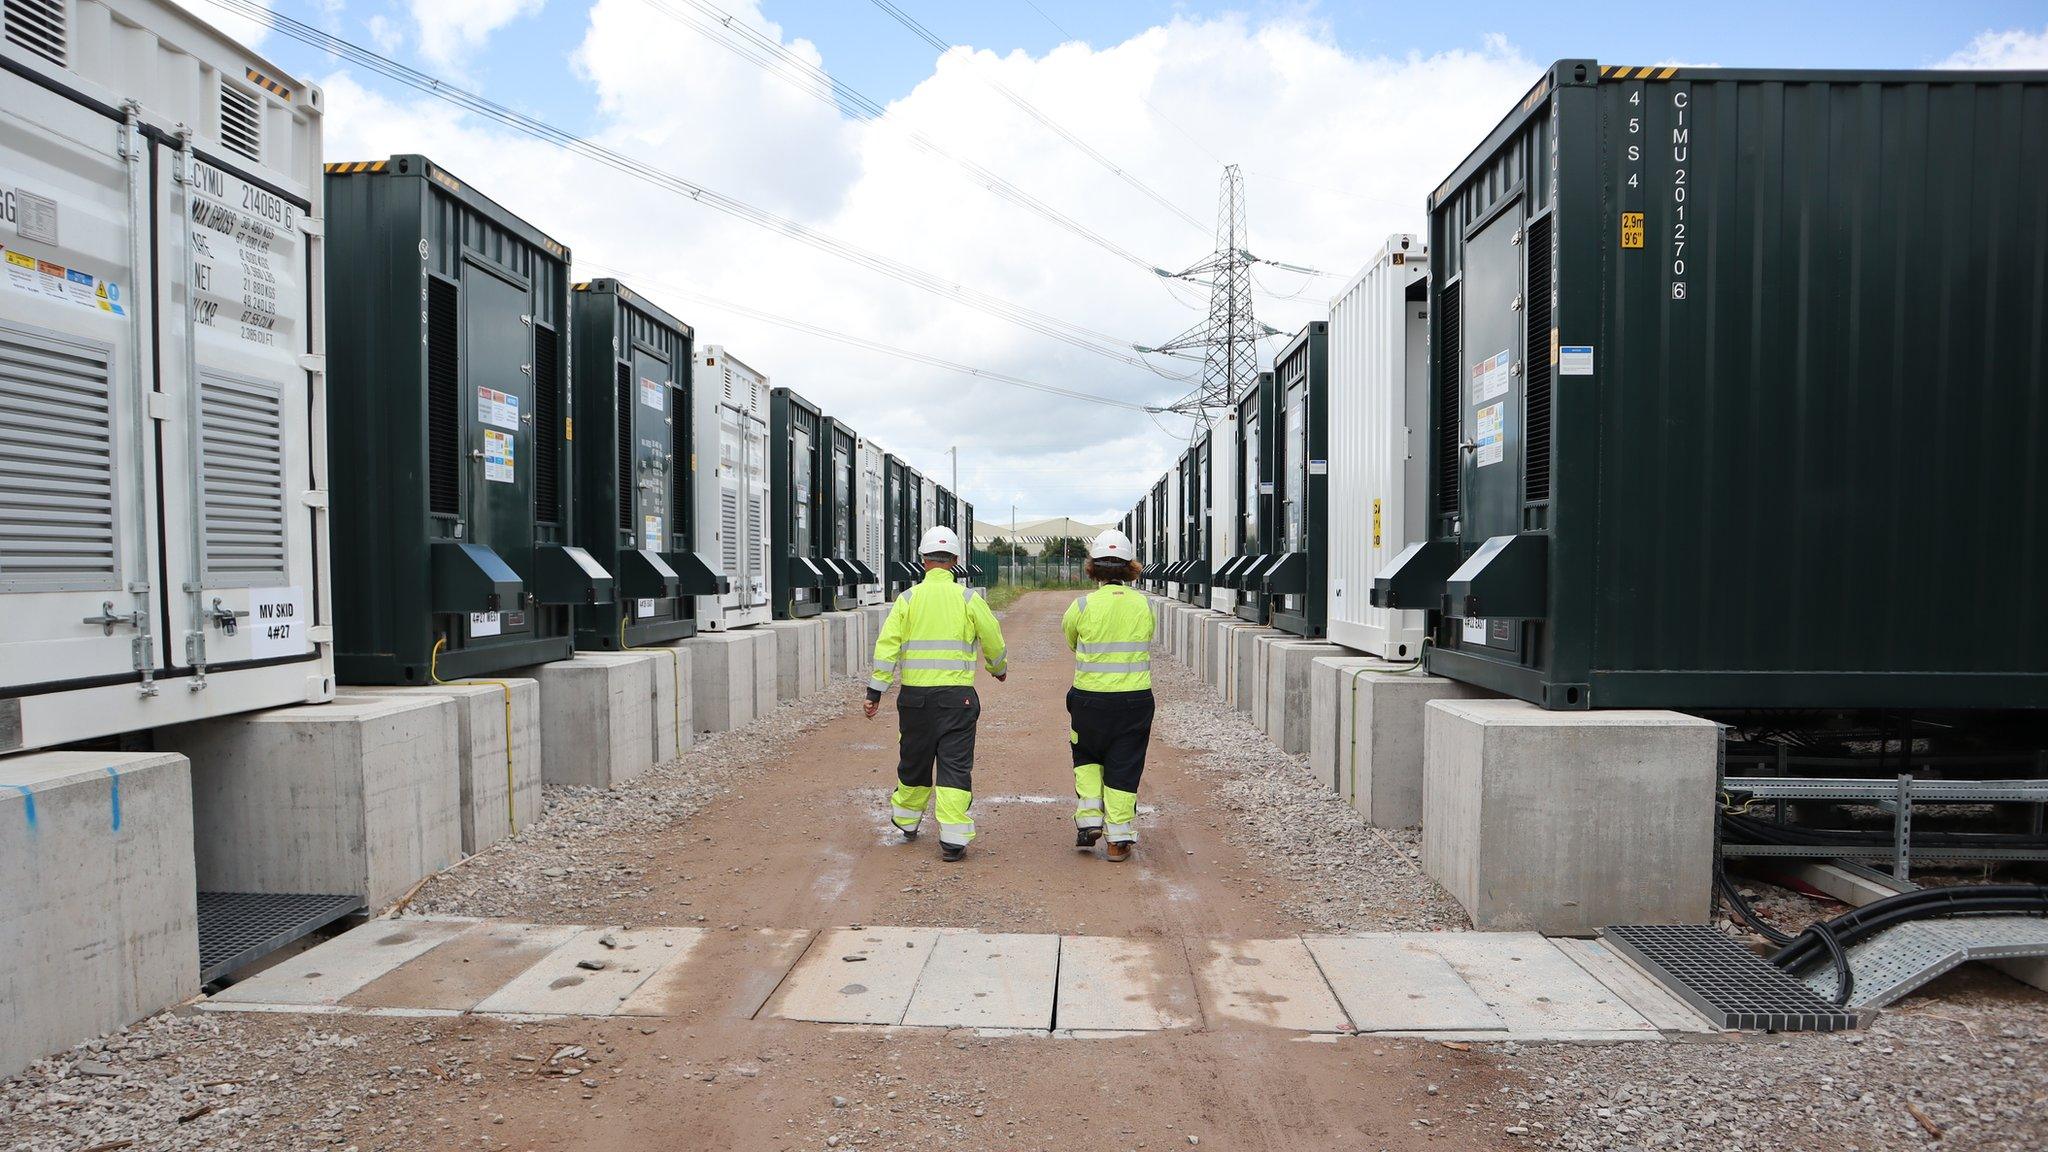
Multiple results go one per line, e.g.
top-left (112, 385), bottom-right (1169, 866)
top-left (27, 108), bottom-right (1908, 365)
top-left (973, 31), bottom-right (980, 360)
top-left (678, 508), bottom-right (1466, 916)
top-left (1062, 530), bottom-right (1155, 862)
top-left (863, 526), bottom-right (1008, 862)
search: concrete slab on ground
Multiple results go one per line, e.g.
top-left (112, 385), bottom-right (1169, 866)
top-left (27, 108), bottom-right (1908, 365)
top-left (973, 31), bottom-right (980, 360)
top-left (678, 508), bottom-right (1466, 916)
top-left (1192, 937), bottom-right (1350, 1032)
top-left (521, 652), bottom-right (658, 789)
top-left (473, 927), bottom-right (701, 1016)
top-left (1304, 935), bottom-right (1504, 1033)
top-left (1424, 932), bottom-right (1656, 1033)
top-left (0, 751), bottom-right (200, 1079)
top-left (619, 927), bottom-right (813, 1019)
top-left (1551, 938), bottom-right (1718, 1033)
top-left (352, 681), bottom-right (542, 852)
top-left (345, 921), bottom-right (581, 1012)
top-left (210, 917), bottom-right (477, 1006)
top-left (1054, 936), bottom-right (1201, 1032)
top-left (764, 926), bottom-right (943, 1025)
top-left (901, 932), bottom-right (1059, 1029)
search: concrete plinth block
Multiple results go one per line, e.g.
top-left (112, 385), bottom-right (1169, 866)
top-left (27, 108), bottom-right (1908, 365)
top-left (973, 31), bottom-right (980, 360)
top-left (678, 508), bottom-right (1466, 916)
top-left (680, 632), bottom-right (758, 733)
top-left (165, 696), bottom-right (462, 910)
top-left (1, 751), bottom-right (199, 1078)
top-left (744, 628), bottom-right (779, 714)
top-left (354, 682), bottom-right (542, 853)
top-left (1197, 614), bottom-right (1232, 687)
top-left (1330, 666), bottom-right (1488, 826)
top-left (523, 652), bottom-right (657, 789)
top-left (1263, 641), bottom-right (1344, 755)
top-left (1211, 621), bottom-right (1258, 699)
top-left (1422, 699), bottom-right (1719, 935)
top-left (1249, 632), bottom-right (1292, 732)
top-left (1226, 626), bottom-right (1280, 713)
top-left (1307, 656), bottom-right (1391, 793)
top-left (764, 619), bottom-right (828, 701)
top-left (642, 642), bottom-right (694, 763)
top-left (862, 603), bottom-right (891, 639)
top-left (822, 611), bottom-right (869, 679)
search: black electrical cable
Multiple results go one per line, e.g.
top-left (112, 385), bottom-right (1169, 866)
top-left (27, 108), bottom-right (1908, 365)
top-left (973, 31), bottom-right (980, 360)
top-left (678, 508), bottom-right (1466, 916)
top-left (1715, 864), bottom-right (1795, 946)
top-left (1770, 884), bottom-right (2048, 972)
top-left (1792, 920), bottom-right (1855, 1006)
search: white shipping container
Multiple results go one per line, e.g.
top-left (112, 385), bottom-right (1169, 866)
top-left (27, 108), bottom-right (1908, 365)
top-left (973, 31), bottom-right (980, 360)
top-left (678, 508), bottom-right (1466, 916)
top-left (1326, 234), bottom-right (1429, 659)
top-left (691, 345), bottom-right (772, 629)
top-left (854, 436), bottom-right (886, 606)
top-left (1, 0), bottom-right (333, 753)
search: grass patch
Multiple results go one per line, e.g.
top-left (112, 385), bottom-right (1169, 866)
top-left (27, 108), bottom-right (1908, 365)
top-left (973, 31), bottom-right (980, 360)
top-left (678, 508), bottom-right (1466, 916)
top-left (982, 579), bottom-right (1090, 613)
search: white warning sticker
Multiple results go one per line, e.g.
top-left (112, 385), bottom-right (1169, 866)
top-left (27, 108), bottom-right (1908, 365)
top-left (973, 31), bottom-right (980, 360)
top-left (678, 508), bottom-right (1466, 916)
top-left (477, 386), bottom-right (521, 431)
top-left (2, 246), bottom-right (126, 315)
top-left (643, 514), bottom-right (664, 552)
top-left (1560, 345), bottom-right (1594, 376)
top-left (1475, 403), bottom-right (1504, 468)
top-left (483, 429), bottom-right (515, 483)
top-left (1471, 348), bottom-right (1512, 404)
top-left (639, 376), bottom-right (665, 411)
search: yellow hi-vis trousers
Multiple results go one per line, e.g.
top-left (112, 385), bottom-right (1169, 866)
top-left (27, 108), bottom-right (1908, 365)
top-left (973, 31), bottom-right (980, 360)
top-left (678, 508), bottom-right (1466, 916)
top-left (889, 685), bottom-right (980, 846)
top-left (1068, 687), bottom-right (1155, 844)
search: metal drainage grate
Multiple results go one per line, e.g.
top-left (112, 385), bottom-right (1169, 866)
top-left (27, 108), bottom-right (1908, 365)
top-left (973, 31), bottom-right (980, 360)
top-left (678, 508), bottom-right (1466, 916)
top-left (1601, 924), bottom-right (1859, 1032)
top-left (198, 891), bottom-right (364, 984)
top-left (1801, 916), bottom-right (2048, 1009)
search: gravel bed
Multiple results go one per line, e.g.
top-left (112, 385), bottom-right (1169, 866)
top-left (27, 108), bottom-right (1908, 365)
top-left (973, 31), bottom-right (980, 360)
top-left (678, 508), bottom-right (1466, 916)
top-left (1148, 654), bottom-right (1470, 932)
top-left (0, 1013), bottom-right (396, 1152)
top-left (407, 679), bottom-right (860, 921)
top-left (1505, 965), bottom-right (2048, 1150)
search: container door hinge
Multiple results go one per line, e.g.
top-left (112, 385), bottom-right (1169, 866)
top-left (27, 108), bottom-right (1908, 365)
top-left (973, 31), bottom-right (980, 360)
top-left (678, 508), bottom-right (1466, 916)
top-left (307, 625), bottom-right (334, 643)
top-left (300, 489), bottom-right (330, 509)
top-left (297, 352), bottom-right (326, 373)
top-left (298, 215), bottom-right (324, 237)
top-left (147, 392), bottom-right (175, 421)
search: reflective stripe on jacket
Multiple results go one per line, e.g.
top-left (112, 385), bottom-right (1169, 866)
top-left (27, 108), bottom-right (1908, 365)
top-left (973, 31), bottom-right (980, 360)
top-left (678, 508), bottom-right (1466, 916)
top-left (870, 569), bottom-right (1008, 692)
top-left (1061, 583), bottom-right (1153, 692)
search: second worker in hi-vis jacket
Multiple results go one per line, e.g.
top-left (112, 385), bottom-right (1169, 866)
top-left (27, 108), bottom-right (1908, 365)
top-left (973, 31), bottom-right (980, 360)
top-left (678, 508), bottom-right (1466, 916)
top-left (1061, 530), bottom-right (1156, 863)
top-left (863, 526), bottom-right (1008, 862)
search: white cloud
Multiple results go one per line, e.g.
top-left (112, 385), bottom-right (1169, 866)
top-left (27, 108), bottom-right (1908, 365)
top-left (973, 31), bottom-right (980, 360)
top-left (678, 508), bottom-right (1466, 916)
top-left (1940, 26), bottom-right (2048, 68)
top-left (321, 8), bottom-right (1536, 518)
top-left (411, 0), bottom-right (547, 70)
top-left (366, 14), bottom-right (403, 56)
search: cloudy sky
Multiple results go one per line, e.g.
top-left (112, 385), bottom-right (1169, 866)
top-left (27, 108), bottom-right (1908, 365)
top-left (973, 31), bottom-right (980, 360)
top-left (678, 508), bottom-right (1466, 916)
top-left (178, 1), bottom-right (2048, 522)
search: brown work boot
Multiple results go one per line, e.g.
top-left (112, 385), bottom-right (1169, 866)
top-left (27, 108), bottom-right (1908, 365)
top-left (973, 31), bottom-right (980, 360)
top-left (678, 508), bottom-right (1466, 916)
top-left (1105, 841), bottom-right (1132, 863)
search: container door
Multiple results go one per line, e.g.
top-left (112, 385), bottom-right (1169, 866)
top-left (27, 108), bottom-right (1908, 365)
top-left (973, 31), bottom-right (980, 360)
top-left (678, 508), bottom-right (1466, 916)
top-left (163, 148), bottom-right (323, 676)
top-left (1240, 410), bottom-right (1261, 553)
top-left (744, 409), bottom-right (771, 609)
top-left (630, 346), bottom-right (673, 621)
top-left (791, 414), bottom-right (816, 608)
top-left (455, 265), bottom-right (534, 638)
top-left (1458, 204), bottom-right (1524, 545)
top-left (717, 403), bottom-right (744, 610)
top-left (0, 72), bottom-right (156, 724)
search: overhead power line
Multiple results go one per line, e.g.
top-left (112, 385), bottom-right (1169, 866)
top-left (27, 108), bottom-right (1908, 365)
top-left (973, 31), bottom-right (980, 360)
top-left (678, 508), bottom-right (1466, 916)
top-left (864, 0), bottom-right (1209, 232)
top-left (194, 0), bottom-right (1194, 383)
top-left (635, 0), bottom-right (1159, 273)
top-left (577, 262), bottom-right (1173, 414)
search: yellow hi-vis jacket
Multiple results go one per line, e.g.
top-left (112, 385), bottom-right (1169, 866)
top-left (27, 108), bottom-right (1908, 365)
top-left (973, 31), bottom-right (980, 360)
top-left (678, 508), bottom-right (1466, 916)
top-left (869, 569), bottom-right (1008, 692)
top-left (1061, 583), bottom-right (1154, 692)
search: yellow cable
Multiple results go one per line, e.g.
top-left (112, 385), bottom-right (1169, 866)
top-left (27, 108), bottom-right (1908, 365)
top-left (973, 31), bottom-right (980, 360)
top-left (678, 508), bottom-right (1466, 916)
top-left (619, 616), bottom-right (683, 761)
top-left (430, 637), bottom-right (519, 836)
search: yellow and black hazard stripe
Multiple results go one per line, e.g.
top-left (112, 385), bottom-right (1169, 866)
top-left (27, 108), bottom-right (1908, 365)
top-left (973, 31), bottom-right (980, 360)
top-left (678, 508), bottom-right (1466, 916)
top-left (1600, 65), bottom-right (1682, 81)
top-left (244, 67), bottom-right (292, 101)
top-left (322, 160), bottom-right (390, 175)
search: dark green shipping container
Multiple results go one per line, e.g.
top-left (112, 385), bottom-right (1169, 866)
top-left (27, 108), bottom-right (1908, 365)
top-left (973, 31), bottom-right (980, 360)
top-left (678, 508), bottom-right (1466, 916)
top-left (1373, 63), bottom-right (2048, 709)
top-left (1225, 371), bottom-right (1276, 623)
top-left (770, 388), bottom-right (829, 618)
top-left (569, 279), bottom-right (724, 651)
top-left (326, 155), bottom-right (610, 684)
top-left (1262, 322), bottom-right (1329, 637)
top-left (819, 417), bottom-right (871, 610)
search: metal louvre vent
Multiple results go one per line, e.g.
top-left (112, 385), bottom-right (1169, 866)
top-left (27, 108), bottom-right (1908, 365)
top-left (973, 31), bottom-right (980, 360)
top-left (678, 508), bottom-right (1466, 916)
top-left (4, 0), bottom-right (66, 68)
top-left (746, 493), bottom-right (764, 561)
top-left (1435, 282), bottom-right (1461, 516)
top-left (218, 80), bottom-right (262, 164)
top-left (0, 323), bottom-right (117, 590)
top-left (1523, 213), bottom-right (1553, 503)
top-left (426, 277), bottom-right (460, 517)
top-left (720, 487), bottom-right (740, 573)
top-left (199, 373), bottom-right (288, 584)
top-left (532, 325), bottom-right (560, 523)
top-left (615, 362), bottom-right (633, 531)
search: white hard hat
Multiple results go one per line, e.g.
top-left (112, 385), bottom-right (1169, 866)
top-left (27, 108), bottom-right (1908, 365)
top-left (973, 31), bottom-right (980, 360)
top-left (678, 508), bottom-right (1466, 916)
top-left (1090, 529), bottom-right (1135, 560)
top-left (918, 526), bottom-right (962, 556)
